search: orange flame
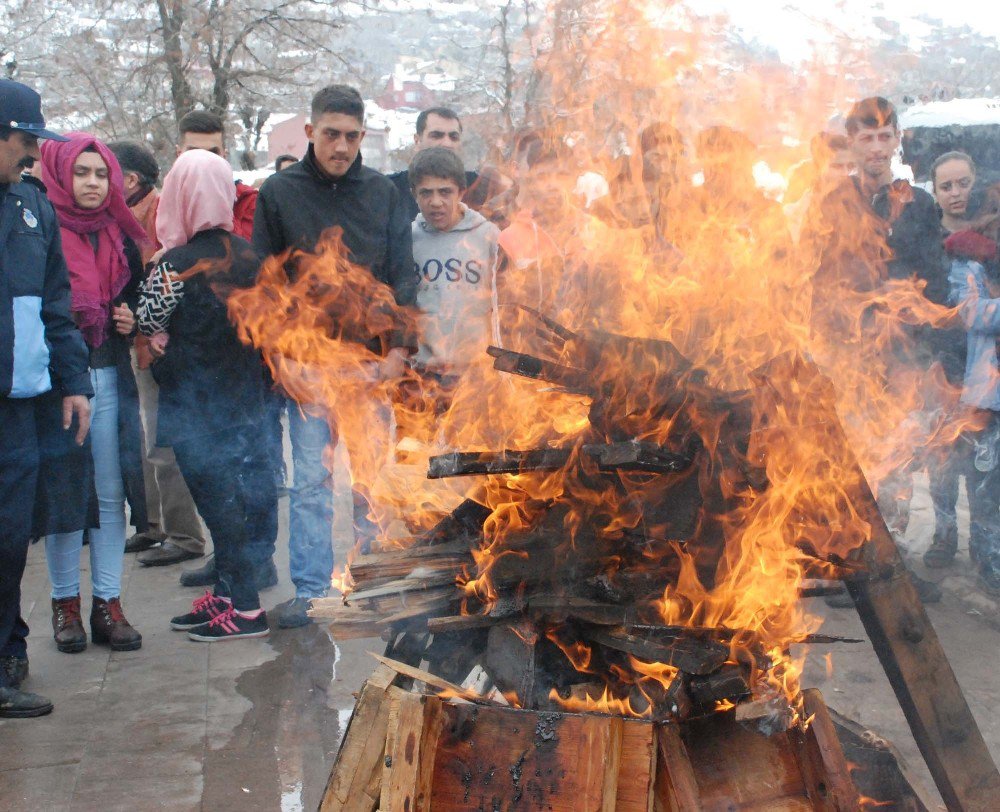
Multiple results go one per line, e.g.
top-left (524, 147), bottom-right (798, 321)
top-left (228, 1), bottom-right (972, 721)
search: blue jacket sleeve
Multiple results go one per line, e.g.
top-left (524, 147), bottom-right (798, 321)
top-left (953, 259), bottom-right (1000, 335)
top-left (41, 204), bottom-right (92, 397)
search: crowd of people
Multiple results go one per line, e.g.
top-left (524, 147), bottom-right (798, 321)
top-left (1, 76), bottom-right (999, 721)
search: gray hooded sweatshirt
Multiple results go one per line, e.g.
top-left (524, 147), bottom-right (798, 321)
top-left (412, 205), bottom-right (500, 370)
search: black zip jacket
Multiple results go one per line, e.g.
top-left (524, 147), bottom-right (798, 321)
top-left (140, 230), bottom-right (267, 446)
top-left (254, 146), bottom-right (416, 309)
top-left (0, 181), bottom-right (91, 399)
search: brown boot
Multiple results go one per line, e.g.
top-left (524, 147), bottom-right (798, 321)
top-left (51, 596), bottom-right (87, 653)
top-left (90, 597), bottom-right (142, 652)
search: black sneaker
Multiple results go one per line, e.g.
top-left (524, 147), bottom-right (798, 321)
top-left (275, 597), bottom-right (314, 629)
top-left (0, 686), bottom-right (53, 718)
top-left (170, 591), bottom-right (231, 631)
top-left (0, 656), bottom-right (28, 689)
top-left (187, 607), bottom-right (269, 642)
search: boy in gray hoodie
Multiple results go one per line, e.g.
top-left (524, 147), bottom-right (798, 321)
top-left (409, 147), bottom-right (500, 375)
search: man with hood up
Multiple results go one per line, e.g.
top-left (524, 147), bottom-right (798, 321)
top-left (409, 147), bottom-right (500, 375)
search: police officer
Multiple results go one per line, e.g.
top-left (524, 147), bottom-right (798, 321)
top-left (0, 79), bottom-right (91, 718)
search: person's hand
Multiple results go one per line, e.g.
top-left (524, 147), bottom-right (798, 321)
top-left (112, 303), bottom-right (135, 335)
top-left (148, 332), bottom-right (169, 358)
top-left (62, 395), bottom-right (91, 445)
top-left (378, 347), bottom-right (408, 381)
top-left (148, 247), bottom-right (166, 266)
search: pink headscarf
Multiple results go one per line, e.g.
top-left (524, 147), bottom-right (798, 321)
top-left (156, 149), bottom-right (235, 251)
top-left (41, 133), bottom-right (147, 348)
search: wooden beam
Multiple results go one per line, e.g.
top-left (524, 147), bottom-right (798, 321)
top-left (653, 723), bottom-right (702, 812)
top-left (756, 357), bottom-right (1000, 811)
top-left (380, 689), bottom-right (444, 812)
top-left (798, 689), bottom-right (861, 811)
top-left (318, 665), bottom-right (397, 812)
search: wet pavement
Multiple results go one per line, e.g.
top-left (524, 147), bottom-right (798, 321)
top-left (1, 467), bottom-right (999, 810)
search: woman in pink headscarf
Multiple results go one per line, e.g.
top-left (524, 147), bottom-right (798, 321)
top-left (137, 149), bottom-right (275, 642)
top-left (38, 133), bottom-right (148, 654)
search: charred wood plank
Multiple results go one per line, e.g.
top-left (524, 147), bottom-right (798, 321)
top-left (685, 664), bottom-right (751, 706)
top-left (584, 439), bottom-right (697, 473)
top-left (486, 345), bottom-right (593, 394)
top-left (485, 621), bottom-right (540, 708)
top-left (427, 448), bottom-right (573, 478)
top-left (425, 613), bottom-right (502, 634)
top-left (584, 627), bottom-right (729, 676)
top-left (420, 498), bottom-right (492, 547)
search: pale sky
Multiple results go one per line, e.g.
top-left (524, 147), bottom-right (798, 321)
top-left (699, 0), bottom-right (1000, 64)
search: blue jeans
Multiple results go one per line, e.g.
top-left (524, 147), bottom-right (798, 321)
top-left (287, 403), bottom-right (334, 599)
top-left (46, 367), bottom-right (126, 601)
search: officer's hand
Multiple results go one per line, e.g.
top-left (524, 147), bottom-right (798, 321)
top-left (62, 395), bottom-right (91, 445)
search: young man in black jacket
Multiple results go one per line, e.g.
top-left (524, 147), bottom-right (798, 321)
top-left (253, 84), bottom-right (415, 628)
top-left (0, 80), bottom-right (91, 717)
top-left (808, 96), bottom-right (959, 606)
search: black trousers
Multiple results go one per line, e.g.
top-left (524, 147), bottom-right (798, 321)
top-left (173, 426), bottom-right (268, 611)
top-left (0, 397), bottom-right (41, 680)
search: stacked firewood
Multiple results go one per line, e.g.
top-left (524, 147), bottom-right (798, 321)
top-left (312, 324), bottom-right (855, 720)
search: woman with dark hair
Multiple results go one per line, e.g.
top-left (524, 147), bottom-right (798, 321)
top-left (924, 152), bottom-right (1000, 593)
top-left (38, 133), bottom-right (148, 652)
top-left (138, 149), bottom-right (275, 641)
top-left (919, 151), bottom-right (978, 568)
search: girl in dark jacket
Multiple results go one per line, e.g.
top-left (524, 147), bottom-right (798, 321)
top-left (38, 133), bottom-right (147, 653)
top-left (138, 149), bottom-right (275, 641)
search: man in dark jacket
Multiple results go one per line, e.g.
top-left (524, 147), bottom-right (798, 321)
top-left (809, 96), bottom-right (958, 606)
top-left (253, 84), bottom-right (415, 628)
top-left (388, 107), bottom-right (478, 221)
top-left (0, 79), bottom-right (91, 717)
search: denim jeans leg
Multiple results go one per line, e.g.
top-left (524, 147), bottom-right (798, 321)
top-left (286, 402), bottom-right (334, 599)
top-left (46, 367), bottom-right (126, 600)
top-left (87, 367), bottom-right (126, 600)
